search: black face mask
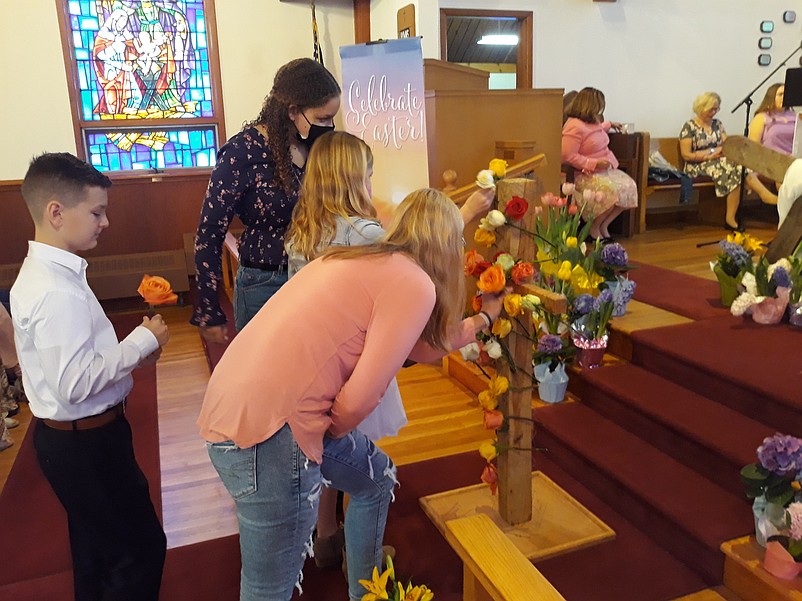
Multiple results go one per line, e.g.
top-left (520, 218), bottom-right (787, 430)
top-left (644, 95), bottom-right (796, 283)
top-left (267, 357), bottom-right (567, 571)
top-left (296, 112), bottom-right (334, 150)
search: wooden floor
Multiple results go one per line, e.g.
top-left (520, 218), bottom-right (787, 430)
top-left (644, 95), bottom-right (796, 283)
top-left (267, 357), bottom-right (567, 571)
top-left (0, 220), bottom-right (779, 549)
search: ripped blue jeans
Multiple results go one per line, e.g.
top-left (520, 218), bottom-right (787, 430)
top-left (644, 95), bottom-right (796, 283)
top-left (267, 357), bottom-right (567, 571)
top-left (207, 424), bottom-right (397, 601)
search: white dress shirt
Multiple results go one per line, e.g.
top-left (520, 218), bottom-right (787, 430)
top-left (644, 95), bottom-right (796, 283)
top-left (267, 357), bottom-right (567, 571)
top-left (10, 241), bottom-right (158, 421)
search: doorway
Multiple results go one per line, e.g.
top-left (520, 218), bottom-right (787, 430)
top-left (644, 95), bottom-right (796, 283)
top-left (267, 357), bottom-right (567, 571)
top-left (440, 9), bottom-right (533, 89)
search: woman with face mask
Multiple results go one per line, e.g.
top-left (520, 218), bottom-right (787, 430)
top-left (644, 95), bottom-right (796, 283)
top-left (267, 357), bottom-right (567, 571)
top-left (192, 58), bottom-right (341, 341)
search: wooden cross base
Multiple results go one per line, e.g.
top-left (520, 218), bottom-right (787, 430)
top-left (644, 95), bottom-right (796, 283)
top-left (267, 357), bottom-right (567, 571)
top-left (419, 471), bottom-right (615, 562)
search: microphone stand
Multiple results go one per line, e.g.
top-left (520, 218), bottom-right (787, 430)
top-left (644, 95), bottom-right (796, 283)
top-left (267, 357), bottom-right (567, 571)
top-left (730, 42), bottom-right (802, 225)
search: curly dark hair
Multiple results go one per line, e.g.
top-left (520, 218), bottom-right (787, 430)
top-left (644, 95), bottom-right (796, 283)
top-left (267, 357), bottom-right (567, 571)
top-left (247, 58), bottom-right (341, 195)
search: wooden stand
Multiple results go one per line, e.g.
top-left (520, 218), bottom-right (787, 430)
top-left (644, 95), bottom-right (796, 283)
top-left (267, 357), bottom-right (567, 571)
top-left (420, 470), bottom-right (615, 562)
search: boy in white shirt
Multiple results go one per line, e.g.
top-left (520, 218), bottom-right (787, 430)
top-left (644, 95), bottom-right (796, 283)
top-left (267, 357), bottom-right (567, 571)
top-left (11, 153), bottom-right (169, 601)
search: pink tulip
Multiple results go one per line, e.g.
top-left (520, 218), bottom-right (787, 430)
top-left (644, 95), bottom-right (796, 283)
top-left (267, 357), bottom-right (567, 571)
top-left (568, 204), bottom-right (578, 215)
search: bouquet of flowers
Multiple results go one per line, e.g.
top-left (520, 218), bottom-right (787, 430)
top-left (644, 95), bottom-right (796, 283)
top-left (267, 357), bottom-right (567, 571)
top-left (360, 555), bottom-right (433, 601)
top-left (730, 256), bottom-right (792, 324)
top-left (764, 502), bottom-right (802, 579)
top-left (711, 232), bottom-right (762, 307)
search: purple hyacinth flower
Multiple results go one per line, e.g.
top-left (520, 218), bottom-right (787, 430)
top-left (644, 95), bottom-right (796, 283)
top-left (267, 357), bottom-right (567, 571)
top-left (600, 243), bottom-right (629, 267)
top-left (537, 334), bottom-right (563, 355)
top-left (594, 288), bottom-right (614, 311)
top-left (573, 294), bottom-right (595, 315)
top-left (771, 266), bottom-right (792, 290)
top-left (718, 241), bottom-right (750, 269)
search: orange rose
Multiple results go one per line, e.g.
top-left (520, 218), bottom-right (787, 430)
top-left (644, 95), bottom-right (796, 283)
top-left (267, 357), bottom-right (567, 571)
top-left (464, 250), bottom-right (491, 277)
top-left (137, 274), bottom-right (178, 306)
top-left (483, 409), bottom-right (504, 430)
top-left (481, 463), bottom-right (498, 495)
top-left (471, 294), bottom-right (483, 313)
top-left (477, 264), bottom-right (506, 293)
top-left (511, 261), bottom-right (535, 285)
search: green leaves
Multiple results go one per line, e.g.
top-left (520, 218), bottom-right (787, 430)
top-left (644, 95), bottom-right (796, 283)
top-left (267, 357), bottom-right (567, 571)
top-left (740, 462), bottom-right (797, 505)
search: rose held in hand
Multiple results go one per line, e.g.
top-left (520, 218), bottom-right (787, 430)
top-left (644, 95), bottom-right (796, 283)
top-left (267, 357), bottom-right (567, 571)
top-left (138, 275), bottom-right (178, 306)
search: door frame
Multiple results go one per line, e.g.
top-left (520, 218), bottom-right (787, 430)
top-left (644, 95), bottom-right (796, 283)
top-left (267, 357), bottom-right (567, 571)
top-left (439, 8), bottom-right (533, 89)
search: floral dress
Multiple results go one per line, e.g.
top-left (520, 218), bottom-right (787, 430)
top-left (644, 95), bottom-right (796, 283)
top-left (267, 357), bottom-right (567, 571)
top-left (192, 127), bottom-right (303, 327)
top-left (679, 119), bottom-right (742, 197)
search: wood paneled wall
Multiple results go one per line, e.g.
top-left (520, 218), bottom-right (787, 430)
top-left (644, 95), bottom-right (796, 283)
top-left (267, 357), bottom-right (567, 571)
top-left (0, 172), bottom-right (211, 265)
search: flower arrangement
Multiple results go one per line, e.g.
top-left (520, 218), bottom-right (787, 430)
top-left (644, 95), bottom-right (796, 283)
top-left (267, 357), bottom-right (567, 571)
top-left (711, 232), bottom-right (763, 307)
top-left (763, 502), bottom-right (802, 579)
top-left (359, 555), bottom-right (433, 601)
top-left (730, 256), bottom-right (792, 324)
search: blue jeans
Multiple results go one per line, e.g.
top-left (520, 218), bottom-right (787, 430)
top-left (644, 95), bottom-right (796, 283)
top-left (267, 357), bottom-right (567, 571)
top-left (233, 265), bottom-right (287, 332)
top-left (208, 425), bottom-right (397, 601)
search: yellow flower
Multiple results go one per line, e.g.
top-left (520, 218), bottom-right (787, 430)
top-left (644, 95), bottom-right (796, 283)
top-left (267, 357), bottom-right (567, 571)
top-left (503, 293), bottom-right (523, 317)
top-left (474, 228), bottom-right (496, 248)
top-left (565, 236), bottom-right (578, 248)
top-left (557, 260), bottom-right (573, 281)
top-left (570, 264), bottom-right (604, 295)
top-left (489, 158), bottom-right (508, 178)
top-left (537, 248), bottom-right (558, 276)
top-left (479, 440), bottom-right (498, 462)
top-left (359, 566), bottom-right (391, 601)
top-left (492, 318), bottom-right (511, 338)
top-left (477, 390), bottom-right (498, 410)
top-left (403, 584), bottom-right (435, 601)
top-left (488, 375), bottom-right (509, 397)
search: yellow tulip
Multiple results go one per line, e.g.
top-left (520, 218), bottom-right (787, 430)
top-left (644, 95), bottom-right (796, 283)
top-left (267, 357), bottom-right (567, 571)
top-left (488, 375), bottom-right (509, 397)
top-left (537, 248), bottom-right (558, 276)
top-left (478, 390), bottom-right (498, 410)
top-left (557, 260), bottom-right (573, 281)
top-left (570, 264), bottom-right (603, 295)
top-left (503, 293), bottom-right (523, 317)
top-left (479, 440), bottom-right (498, 462)
top-left (474, 228), bottom-right (496, 248)
top-left (565, 236), bottom-right (578, 248)
top-left (492, 318), bottom-right (512, 338)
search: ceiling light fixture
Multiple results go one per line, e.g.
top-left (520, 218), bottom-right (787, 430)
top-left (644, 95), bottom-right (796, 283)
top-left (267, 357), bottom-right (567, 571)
top-left (477, 34), bottom-right (519, 46)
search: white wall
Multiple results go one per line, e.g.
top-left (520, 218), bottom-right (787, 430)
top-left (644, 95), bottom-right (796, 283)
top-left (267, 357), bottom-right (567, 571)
top-left (410, 0), bottom-right (802, 139)
top-left (0, 0), bottom-right (355, 180)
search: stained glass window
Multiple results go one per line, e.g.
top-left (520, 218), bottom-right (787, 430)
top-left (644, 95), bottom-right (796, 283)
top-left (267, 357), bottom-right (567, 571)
top-left (60, 1), bottom-right (223, 172)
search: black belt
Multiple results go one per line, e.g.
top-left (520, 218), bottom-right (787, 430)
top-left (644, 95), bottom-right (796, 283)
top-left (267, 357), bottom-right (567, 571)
top-left (240, 259), bottom-right (285, 272)
top-left (42, 401), bottom-right (126, 431)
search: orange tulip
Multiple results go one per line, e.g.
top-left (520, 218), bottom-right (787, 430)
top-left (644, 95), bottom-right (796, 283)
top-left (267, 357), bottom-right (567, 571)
top-left (137, 274), bottom-right (178, 306)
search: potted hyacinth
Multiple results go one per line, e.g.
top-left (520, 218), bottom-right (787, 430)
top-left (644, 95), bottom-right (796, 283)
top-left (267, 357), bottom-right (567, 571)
top-left (741, 433), bottom-right (802, 547)
top-left (532, 333), bottom-right (572, 403)
top-left (711, 233), bottom-right (762, 308)
top-left (569, 290), bottom-right (614, 369)
top-left (597, 243), bottom-right (636, 317)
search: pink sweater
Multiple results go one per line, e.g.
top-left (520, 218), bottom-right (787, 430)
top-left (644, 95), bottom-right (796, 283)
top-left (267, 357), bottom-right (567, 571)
top-left (561, 118), bottom-right (619, 173)
top-left (197, 253), bottom-right (476, 463)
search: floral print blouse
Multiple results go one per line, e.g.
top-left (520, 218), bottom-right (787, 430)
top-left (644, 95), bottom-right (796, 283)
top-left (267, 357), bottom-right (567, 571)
top-left (192, 127), bottom-right (303, 327)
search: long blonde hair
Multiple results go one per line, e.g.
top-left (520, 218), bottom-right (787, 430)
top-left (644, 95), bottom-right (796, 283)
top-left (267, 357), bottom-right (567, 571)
top-left (324, 188), bottom-right (465, 352)
top-left (286, 131), bottom-right (377, 262)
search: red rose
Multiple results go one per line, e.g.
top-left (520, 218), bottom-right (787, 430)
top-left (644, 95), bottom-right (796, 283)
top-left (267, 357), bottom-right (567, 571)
top-left (504, 196), bottom-right (529, 220)
top-left (511, 261), bottom-right (535, 285)
top-left (483, 409), bottom-right (504, 430)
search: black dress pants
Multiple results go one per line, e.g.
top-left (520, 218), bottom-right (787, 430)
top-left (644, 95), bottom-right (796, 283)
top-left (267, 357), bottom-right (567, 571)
top-left (34, 416), bottom-right (166, 601)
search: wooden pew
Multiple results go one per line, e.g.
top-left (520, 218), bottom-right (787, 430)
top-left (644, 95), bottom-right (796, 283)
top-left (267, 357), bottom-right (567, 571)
top-left (445, 514), bottom-right (568, 601)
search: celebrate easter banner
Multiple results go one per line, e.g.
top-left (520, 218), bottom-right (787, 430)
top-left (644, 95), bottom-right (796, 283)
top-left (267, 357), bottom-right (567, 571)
top-left (340, 37), bottom-right (429, 221)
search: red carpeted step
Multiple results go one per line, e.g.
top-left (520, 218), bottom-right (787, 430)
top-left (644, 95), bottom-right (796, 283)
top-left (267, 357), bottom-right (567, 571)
top-left (577, 363), bottom-right (774, 497)
top-left (631, 316), bottom-right (802, 433)
top-left (535, 402), bottom-right (753, 584)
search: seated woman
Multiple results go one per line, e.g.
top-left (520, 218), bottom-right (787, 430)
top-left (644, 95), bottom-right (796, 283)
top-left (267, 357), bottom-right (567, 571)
top-left (679, 92), bottom-right (745, 231)
top-left (747, 83), bottom-right (798, 205)
top-left (561, 87), bottom-right (638, 241)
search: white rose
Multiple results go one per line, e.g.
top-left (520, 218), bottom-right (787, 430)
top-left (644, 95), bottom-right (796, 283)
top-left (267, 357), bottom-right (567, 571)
top-left (495, 253), bottom-right (515, 271)
top-left (484, 338), bottom-right (503, 359)
top-left (459, 342), bottom-right (481, 362)
top-left (476, 170), bottom-right (497, 189)
top-left (521, 294), bottom-right (541, 312)
top-left (486, 210), bottom-right (506, 228)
